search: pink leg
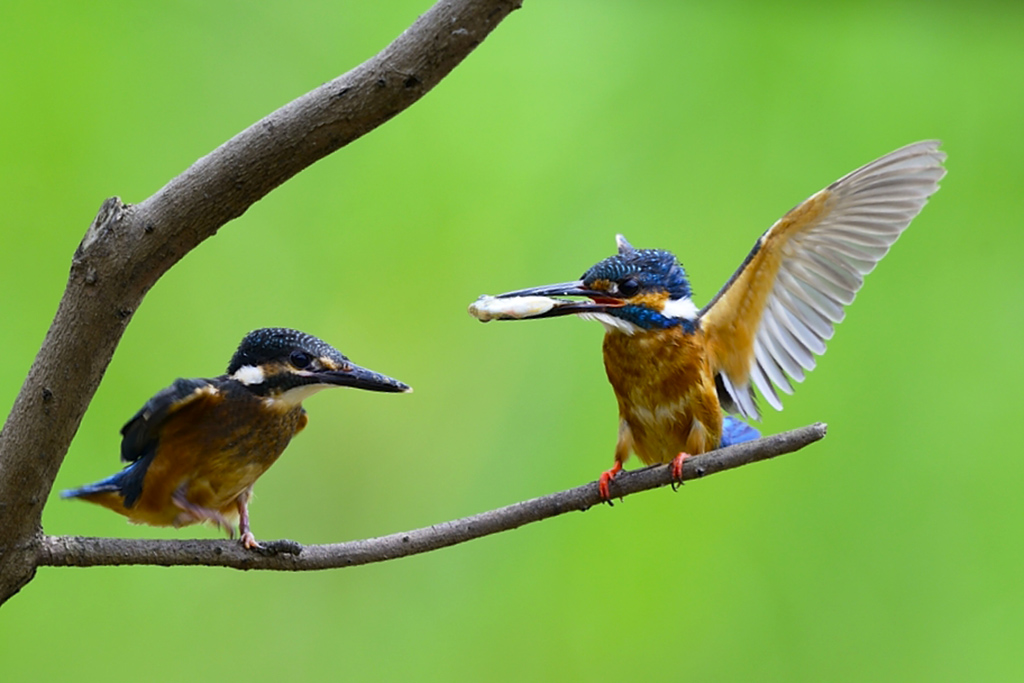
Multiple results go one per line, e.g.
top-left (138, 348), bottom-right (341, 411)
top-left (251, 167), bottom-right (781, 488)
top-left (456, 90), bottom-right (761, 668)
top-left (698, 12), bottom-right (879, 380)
top-left (172, 486), bottom-right (236, 538)
top-left (236, 490), bottom-right (260, 550)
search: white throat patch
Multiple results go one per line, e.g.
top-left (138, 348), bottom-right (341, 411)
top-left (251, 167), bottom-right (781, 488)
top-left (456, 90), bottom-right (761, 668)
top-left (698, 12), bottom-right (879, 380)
top-left (268, 383), bottom-right (329, 410)
top-left (577, 312), bottom-right (642, 336)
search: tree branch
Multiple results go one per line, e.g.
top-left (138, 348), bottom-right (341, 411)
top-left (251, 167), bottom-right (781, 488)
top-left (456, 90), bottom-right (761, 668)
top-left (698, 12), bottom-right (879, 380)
top-left (0, 0), bottom-right (522, 604)
top-left (37, 423), bottom-right (826, 570)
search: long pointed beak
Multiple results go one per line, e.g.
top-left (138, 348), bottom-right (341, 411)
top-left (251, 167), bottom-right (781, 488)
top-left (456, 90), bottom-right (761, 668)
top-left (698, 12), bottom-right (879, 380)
top-left (495, 280), bottom-right (607, 299)
top-left (314, 364), bottom-right (411, 393)
top-left (489, 280), bottom-right (624, 319)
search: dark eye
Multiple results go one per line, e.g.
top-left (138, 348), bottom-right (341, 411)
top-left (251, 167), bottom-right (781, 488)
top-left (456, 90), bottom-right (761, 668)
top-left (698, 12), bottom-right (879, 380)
top-left (619, 278), bottom-right (640, 297)
top-left (290, 350), bottom-right (313, 369)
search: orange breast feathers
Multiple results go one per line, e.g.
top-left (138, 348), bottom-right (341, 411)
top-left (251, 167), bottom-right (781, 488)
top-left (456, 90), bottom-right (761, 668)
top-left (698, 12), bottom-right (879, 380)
top-left (602, 327), bottom-right (722, 465)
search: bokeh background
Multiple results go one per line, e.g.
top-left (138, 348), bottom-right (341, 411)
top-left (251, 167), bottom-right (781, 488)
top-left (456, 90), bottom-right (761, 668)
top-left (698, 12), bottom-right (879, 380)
top-left (2, 1), bottom-right (1022, 680)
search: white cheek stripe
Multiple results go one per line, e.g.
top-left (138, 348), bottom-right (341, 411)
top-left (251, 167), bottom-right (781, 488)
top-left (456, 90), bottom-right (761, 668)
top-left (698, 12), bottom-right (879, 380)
top-left (232, 365), bottom-right (265, 386)
top-left (661, 297), bottom-right (698, 320)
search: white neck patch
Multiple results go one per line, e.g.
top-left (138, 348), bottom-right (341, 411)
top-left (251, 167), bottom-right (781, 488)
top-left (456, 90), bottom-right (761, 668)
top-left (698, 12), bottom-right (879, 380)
top-left (232, 364), bottom-right (265, 386)
top-left (660, 296), bottom-right (699, 320)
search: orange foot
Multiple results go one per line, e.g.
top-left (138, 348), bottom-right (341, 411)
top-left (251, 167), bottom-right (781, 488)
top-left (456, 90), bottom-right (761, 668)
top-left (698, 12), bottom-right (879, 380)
top-left (670, 452), bottom-right (692, 490)
top-left (598, 461), bottom-right (623, 501)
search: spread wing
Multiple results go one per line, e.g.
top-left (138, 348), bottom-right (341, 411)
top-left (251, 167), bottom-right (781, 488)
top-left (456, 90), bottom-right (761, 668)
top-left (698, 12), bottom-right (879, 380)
top-left (119, 378), bottom-right (220, 463)
top-left (699, 140), bottom-right (946, 420)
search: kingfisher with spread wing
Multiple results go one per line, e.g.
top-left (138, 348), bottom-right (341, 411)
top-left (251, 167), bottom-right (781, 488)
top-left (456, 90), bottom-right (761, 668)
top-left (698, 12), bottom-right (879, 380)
top-left (470, 141), bottom-right (945, 499)
top-left (62, 327), bottom-right (410, 547)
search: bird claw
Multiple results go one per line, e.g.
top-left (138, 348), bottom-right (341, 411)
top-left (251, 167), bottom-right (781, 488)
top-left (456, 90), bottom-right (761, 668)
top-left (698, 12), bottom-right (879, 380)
top-left (240, 531), bottom-right (262, 550)
top-left (670, 452), bottom-right (691, 490)
top-left (598, 462), bottom-right (624, 503)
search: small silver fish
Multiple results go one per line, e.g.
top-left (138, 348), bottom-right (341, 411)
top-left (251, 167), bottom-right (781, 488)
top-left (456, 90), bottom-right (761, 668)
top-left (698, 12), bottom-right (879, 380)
top-left (468, 295), bottom-right (559, 322)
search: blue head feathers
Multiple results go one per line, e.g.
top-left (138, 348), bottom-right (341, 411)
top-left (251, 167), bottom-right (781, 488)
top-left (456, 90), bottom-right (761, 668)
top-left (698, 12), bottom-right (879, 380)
top-left (581, 234), bottom-right (692, 301)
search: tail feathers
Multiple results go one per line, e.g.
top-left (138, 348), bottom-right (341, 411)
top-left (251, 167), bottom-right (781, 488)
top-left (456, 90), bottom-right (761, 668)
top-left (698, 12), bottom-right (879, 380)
top-left (61, 471), bottom-right (128, 500)
top-left (720, 416), bottom-right (760, 447)
top-left (62, 450), bottom-right (153, 509)
top-left (61, 469), bottom-right (136, 518)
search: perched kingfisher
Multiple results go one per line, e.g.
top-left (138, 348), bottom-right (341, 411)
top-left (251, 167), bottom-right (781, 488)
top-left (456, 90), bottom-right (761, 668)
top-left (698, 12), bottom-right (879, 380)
top-left (62, 327), bottom-right (410, 548)
top-left (470, 141), bottom-right (945, 499)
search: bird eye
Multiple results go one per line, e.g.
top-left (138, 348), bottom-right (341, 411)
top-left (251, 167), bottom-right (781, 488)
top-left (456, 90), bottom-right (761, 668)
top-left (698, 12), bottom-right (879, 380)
top-left (290, 350), bottom-right (313, 369)
top-left (619, 278), bottom-right (640, 297)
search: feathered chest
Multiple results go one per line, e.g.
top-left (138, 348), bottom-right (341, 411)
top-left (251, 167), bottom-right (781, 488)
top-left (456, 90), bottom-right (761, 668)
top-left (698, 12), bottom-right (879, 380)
top-left (602, 326), bottom-right (722, 460)
top-left (601, 327), bottom-right (708, 407)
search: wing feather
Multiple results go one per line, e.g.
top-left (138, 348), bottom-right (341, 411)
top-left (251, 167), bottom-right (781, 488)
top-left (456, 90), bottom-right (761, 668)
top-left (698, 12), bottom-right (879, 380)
top-left (119, 378), bottom-right (219, 463)
top-left (759, 315), bottom-right (806, 380)
top-left (700, 140), bottom-right (946, 419)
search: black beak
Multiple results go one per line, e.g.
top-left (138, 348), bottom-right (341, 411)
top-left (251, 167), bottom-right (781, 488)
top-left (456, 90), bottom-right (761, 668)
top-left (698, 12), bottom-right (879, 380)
top-left (315, 364), bottom-right (411, 393)
top-left (493, 280), bottom-right (624, 319)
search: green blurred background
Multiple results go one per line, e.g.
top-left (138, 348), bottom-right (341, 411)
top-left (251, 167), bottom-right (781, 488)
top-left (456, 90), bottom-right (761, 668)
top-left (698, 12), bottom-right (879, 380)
top-left (2, 0), bottom-right (1021, 680)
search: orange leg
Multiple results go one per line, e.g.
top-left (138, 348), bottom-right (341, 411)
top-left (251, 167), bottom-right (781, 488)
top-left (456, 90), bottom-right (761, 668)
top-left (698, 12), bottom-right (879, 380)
top-left (598, 461), bottom-right (623, 501)
top-left (670, 452), bottom-right (692, 489)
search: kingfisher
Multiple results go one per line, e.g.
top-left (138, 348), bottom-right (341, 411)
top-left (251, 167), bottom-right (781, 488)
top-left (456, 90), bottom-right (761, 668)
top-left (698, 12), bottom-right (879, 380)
top-left (62, 327), bottom-right (410, 548)
top-left (471, 141), bottom-right (945, 499)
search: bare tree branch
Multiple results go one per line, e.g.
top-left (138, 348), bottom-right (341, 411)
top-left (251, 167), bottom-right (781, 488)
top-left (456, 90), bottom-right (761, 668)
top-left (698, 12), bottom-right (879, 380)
top-left (37, 423), bottom-right (826, 570)
top-left (0, 0), bottom-right (522, 604)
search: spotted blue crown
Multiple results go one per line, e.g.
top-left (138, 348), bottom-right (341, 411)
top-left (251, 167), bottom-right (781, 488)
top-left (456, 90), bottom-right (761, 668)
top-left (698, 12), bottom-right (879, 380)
top-left (581, 248), bottom-right (692, 301)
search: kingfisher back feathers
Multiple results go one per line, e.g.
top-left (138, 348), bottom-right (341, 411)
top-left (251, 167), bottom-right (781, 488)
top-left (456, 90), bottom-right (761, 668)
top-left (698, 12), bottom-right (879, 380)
top-left (471, 141), bottom-right (946, 499)
top-left (62, 327), bottom-right (410, 548)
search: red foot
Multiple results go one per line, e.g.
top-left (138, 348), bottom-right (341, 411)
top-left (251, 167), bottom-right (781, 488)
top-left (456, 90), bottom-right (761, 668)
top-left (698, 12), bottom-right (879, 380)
top-left (598, 461), bottom-right (624, 501)
top-left (670, 452), bottom-right (692, 488)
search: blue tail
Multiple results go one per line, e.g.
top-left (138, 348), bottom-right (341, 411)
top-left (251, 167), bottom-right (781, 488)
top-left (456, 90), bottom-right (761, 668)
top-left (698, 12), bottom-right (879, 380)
top-left (61, 456), bottom-right (150, 507)
top-left (61, 471), bottom-right (128, 499)
top-left (720, 416), bottom-right (760, 447)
